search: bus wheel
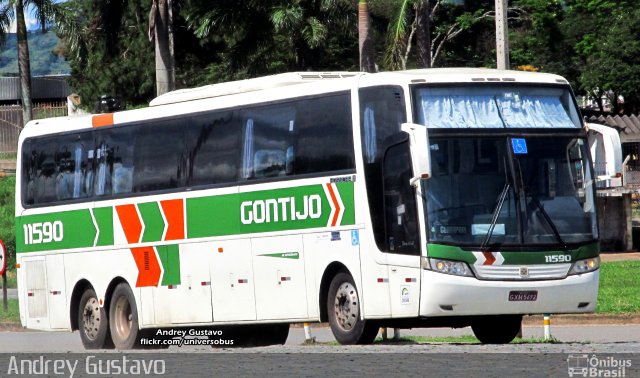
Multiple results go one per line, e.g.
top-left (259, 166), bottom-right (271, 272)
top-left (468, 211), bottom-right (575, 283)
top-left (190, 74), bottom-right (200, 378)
top-left (109, 283), bottom-right (142, 350)
top-left (471, 315), bottom-right (523, 344)
top-left (327, 272), bottom-right (378, 345)
top-left (78, 287), bottom-right (113, 349)
top-left (259, 323), bottom-right (289, 345)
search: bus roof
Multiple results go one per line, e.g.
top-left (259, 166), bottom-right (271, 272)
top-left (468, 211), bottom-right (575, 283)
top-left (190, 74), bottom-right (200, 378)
top-left (20, 68), bottom-right (571, 140)
top-left (150, 68), bottom-right (570, 106)
top-left (149, 72), bottom-right (361, 106)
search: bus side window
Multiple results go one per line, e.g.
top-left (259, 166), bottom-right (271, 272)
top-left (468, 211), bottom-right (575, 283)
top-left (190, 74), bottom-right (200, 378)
top-left (294, 94), bottom-right (354, 174)
top-left (241, 106), bottom-right (295, 180)
top-left (33, 140), bottom-right (58, 204)
top-left (188, 110), bottom-right (239, 186)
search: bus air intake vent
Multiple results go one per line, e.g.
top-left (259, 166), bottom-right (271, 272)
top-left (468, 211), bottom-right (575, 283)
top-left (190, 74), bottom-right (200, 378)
top-left (472, 263), bottom-right (571, 280)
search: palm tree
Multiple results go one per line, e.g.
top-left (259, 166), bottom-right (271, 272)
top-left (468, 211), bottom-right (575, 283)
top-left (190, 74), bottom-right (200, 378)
top-left (270, 0), bottom-right (354, 70)
top-left (0, 0), bottom-right (76, 125)
top-left (149, 0), bottom-right (175, 96)
top-left (358, 0), bottom-right (375, 72)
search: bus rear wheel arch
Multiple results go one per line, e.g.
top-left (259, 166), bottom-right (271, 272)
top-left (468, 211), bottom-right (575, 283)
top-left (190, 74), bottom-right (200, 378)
top-left (327, 272), bottom-right (378, 345)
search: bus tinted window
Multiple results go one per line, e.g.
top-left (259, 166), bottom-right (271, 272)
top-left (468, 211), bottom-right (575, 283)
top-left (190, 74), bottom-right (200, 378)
top-left (93, 128), bottom-right (135, 196)
top-left (241, 106), bottom-right (295, 179)
top-left (132, 121), bottom-right (187, 193)
top-left (295, 94), bottom-right (354, 174)
top-left (21, 92), bottom-right (355, 207)
top-left (188, 111), bottom-right (240, 186)
top-left (241, 94), bottom-right (355, 180)
top-left (24, 134), bottom-right (93, 205)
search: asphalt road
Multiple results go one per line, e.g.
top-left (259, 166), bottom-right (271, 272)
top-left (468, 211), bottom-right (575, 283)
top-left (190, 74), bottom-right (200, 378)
top-left (1, 323), bottom-right (638, 353)
top-left (0, 325), bottom-right (637, 377)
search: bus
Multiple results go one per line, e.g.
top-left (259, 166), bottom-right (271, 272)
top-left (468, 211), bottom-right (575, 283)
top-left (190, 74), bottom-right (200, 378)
top-left (15, 68), bottom-right (600, 349)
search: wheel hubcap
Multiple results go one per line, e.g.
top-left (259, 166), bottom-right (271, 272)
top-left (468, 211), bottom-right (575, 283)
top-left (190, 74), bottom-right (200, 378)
top-left (113, 296), bottom-right (132, 341)
top-left (334, 282), bottom-right (359, 332)
top-left (82, 297), bottom-right (101, 341)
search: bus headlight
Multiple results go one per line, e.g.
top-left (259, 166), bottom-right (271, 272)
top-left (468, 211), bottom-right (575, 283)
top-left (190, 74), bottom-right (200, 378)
top-left (428, 258), bottom-right (474, 277)
top-left (568, 257), bottom-right (600, 275)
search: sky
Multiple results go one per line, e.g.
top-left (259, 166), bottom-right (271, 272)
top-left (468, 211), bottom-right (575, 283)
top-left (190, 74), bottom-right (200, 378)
top-left (8, 2), bottom-right (63, 33)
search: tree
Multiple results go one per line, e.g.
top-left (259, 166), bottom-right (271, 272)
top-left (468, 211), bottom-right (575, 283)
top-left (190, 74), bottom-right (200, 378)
top-left (58, 0), bottom-right (155, 107)
top-left (358, 0), bottom-right (376, 72)
top-left (0, 0), bottom-right (75, 124)
top-left (509, 0), bottom-right (571, 76)
top-left (149, 0), bottom-right (175, 96)
top-left (385, 1), bottom-right (499, 70)
top-left (577, 7), bottom-right (640, 114)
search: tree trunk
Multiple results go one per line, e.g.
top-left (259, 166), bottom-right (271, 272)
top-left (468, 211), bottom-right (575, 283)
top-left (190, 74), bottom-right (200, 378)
top-left (358, 0), bottom-right (376, 72)
top-left (415, 1), bottom-right (431, 68)
top-left (16, 0), bottom-right (32, 125)
top-left (153, 0), bottom-right (174, 96)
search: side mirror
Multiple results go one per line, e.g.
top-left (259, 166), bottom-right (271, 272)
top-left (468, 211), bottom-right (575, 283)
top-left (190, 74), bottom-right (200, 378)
top-left (401, 122), bottom-right (432, 187)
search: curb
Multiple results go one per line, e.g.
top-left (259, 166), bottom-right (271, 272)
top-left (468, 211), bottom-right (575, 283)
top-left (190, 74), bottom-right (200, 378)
top-left (523, 314), bottom-right (640, 326)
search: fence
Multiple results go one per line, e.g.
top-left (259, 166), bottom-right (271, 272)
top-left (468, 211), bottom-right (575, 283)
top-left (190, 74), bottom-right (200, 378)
top-left (0, 101), bottom-right (67, 171)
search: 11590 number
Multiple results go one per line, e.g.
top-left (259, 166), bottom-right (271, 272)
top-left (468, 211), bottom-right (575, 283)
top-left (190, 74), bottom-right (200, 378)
top-left (544, 254), bottom-right (571, 263)
top-left (23, 221), bottom-right (64, 245)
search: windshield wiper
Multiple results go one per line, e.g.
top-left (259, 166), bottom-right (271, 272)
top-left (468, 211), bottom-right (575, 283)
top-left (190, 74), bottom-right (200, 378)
top-left (528, 194), bottom-right (569, 251)
top-left (480, 182), bottom-right (510, 251)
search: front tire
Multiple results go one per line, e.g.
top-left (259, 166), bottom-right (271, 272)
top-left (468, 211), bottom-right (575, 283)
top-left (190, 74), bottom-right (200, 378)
top-left (78, 287), bottom-right (113, 349)
top-left (327, 272), bottom-right (378, 344)
top-left (471, 315), bottom-right (523, 344)
top-left (109, 283), bottom-right (142, 350)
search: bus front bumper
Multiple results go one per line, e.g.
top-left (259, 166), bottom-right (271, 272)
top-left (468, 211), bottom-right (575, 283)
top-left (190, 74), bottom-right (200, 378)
top-left (419, 269), bottom-right (599, 317)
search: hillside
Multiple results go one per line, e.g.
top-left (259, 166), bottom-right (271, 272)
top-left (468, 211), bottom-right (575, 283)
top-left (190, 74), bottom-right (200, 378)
top-left (0, 32), bottom-right (70, 76)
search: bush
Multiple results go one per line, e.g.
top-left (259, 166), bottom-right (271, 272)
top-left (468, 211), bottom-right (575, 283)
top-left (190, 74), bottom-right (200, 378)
top-left (0, 177), bottom-right (15, 270)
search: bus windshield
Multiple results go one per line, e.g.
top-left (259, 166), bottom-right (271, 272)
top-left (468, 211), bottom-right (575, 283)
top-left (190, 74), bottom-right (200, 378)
top-left (414, 85), bottom-right (582, 129)
top-left (423, 136), bottom-right (597, 247)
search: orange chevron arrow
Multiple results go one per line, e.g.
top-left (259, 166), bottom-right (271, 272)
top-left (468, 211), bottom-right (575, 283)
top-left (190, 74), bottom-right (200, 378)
top-left (325, 183), bottom-right (342, 227)
top-left (130, 247), bottom-right (161, 287)
top-left (161, 199), bottom-right (185, 241)
top-left (116, 204), bottom-right (142, 244)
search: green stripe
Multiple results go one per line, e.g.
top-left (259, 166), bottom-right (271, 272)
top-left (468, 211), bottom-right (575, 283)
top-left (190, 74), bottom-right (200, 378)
top-left (157, 244), bottom-right (181, 286)
top-left (17, 209), bottom-right (96, 252)
top-left (93, 207), bottom-right (114, 247)
top-left (17, 182), bottom-right (356, 253)
top-left (138, 202), bottom-right (165, 243)
top-left (258, 252), bottom-right (300, 259)
top-left (427, 243), bottom-right (599, 265)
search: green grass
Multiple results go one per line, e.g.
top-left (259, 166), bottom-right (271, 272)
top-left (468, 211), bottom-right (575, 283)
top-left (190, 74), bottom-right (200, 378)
top-left (375, 335), bottom-right (560, 344)
top-left (1, 270), bottom-right (16, 289)
top-left (0, 299), bottom-right (19, 323)
top-left (597, 261), bottom-right (640, 314)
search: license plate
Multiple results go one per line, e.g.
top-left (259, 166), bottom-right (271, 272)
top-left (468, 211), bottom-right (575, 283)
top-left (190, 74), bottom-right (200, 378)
top-left (508, 290), bottom-right (538, 301)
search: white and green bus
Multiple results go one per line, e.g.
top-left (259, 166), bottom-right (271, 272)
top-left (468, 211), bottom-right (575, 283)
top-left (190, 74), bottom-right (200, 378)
top-left (16, 69), bottom-right (600, 349)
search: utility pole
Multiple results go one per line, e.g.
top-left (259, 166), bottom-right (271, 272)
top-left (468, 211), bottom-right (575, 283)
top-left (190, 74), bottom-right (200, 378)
top-left (495, 0), bottom-right (509, 70)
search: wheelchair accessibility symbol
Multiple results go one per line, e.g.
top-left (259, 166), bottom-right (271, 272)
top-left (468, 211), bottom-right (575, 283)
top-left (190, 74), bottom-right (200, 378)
top-left (511, 138), bottom-right (528, 154)
top-left (351, 230), bottom-right (360, 246)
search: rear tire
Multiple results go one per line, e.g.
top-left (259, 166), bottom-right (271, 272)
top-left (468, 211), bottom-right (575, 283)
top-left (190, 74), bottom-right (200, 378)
top-left (471, 315), bottom-right (523, 344)
top-left (109, 283), bottom-right (142, 350)
top-left (327, 272), bottom-right (378, 344)
top-left (78, 287), bottom-right (113, 349)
